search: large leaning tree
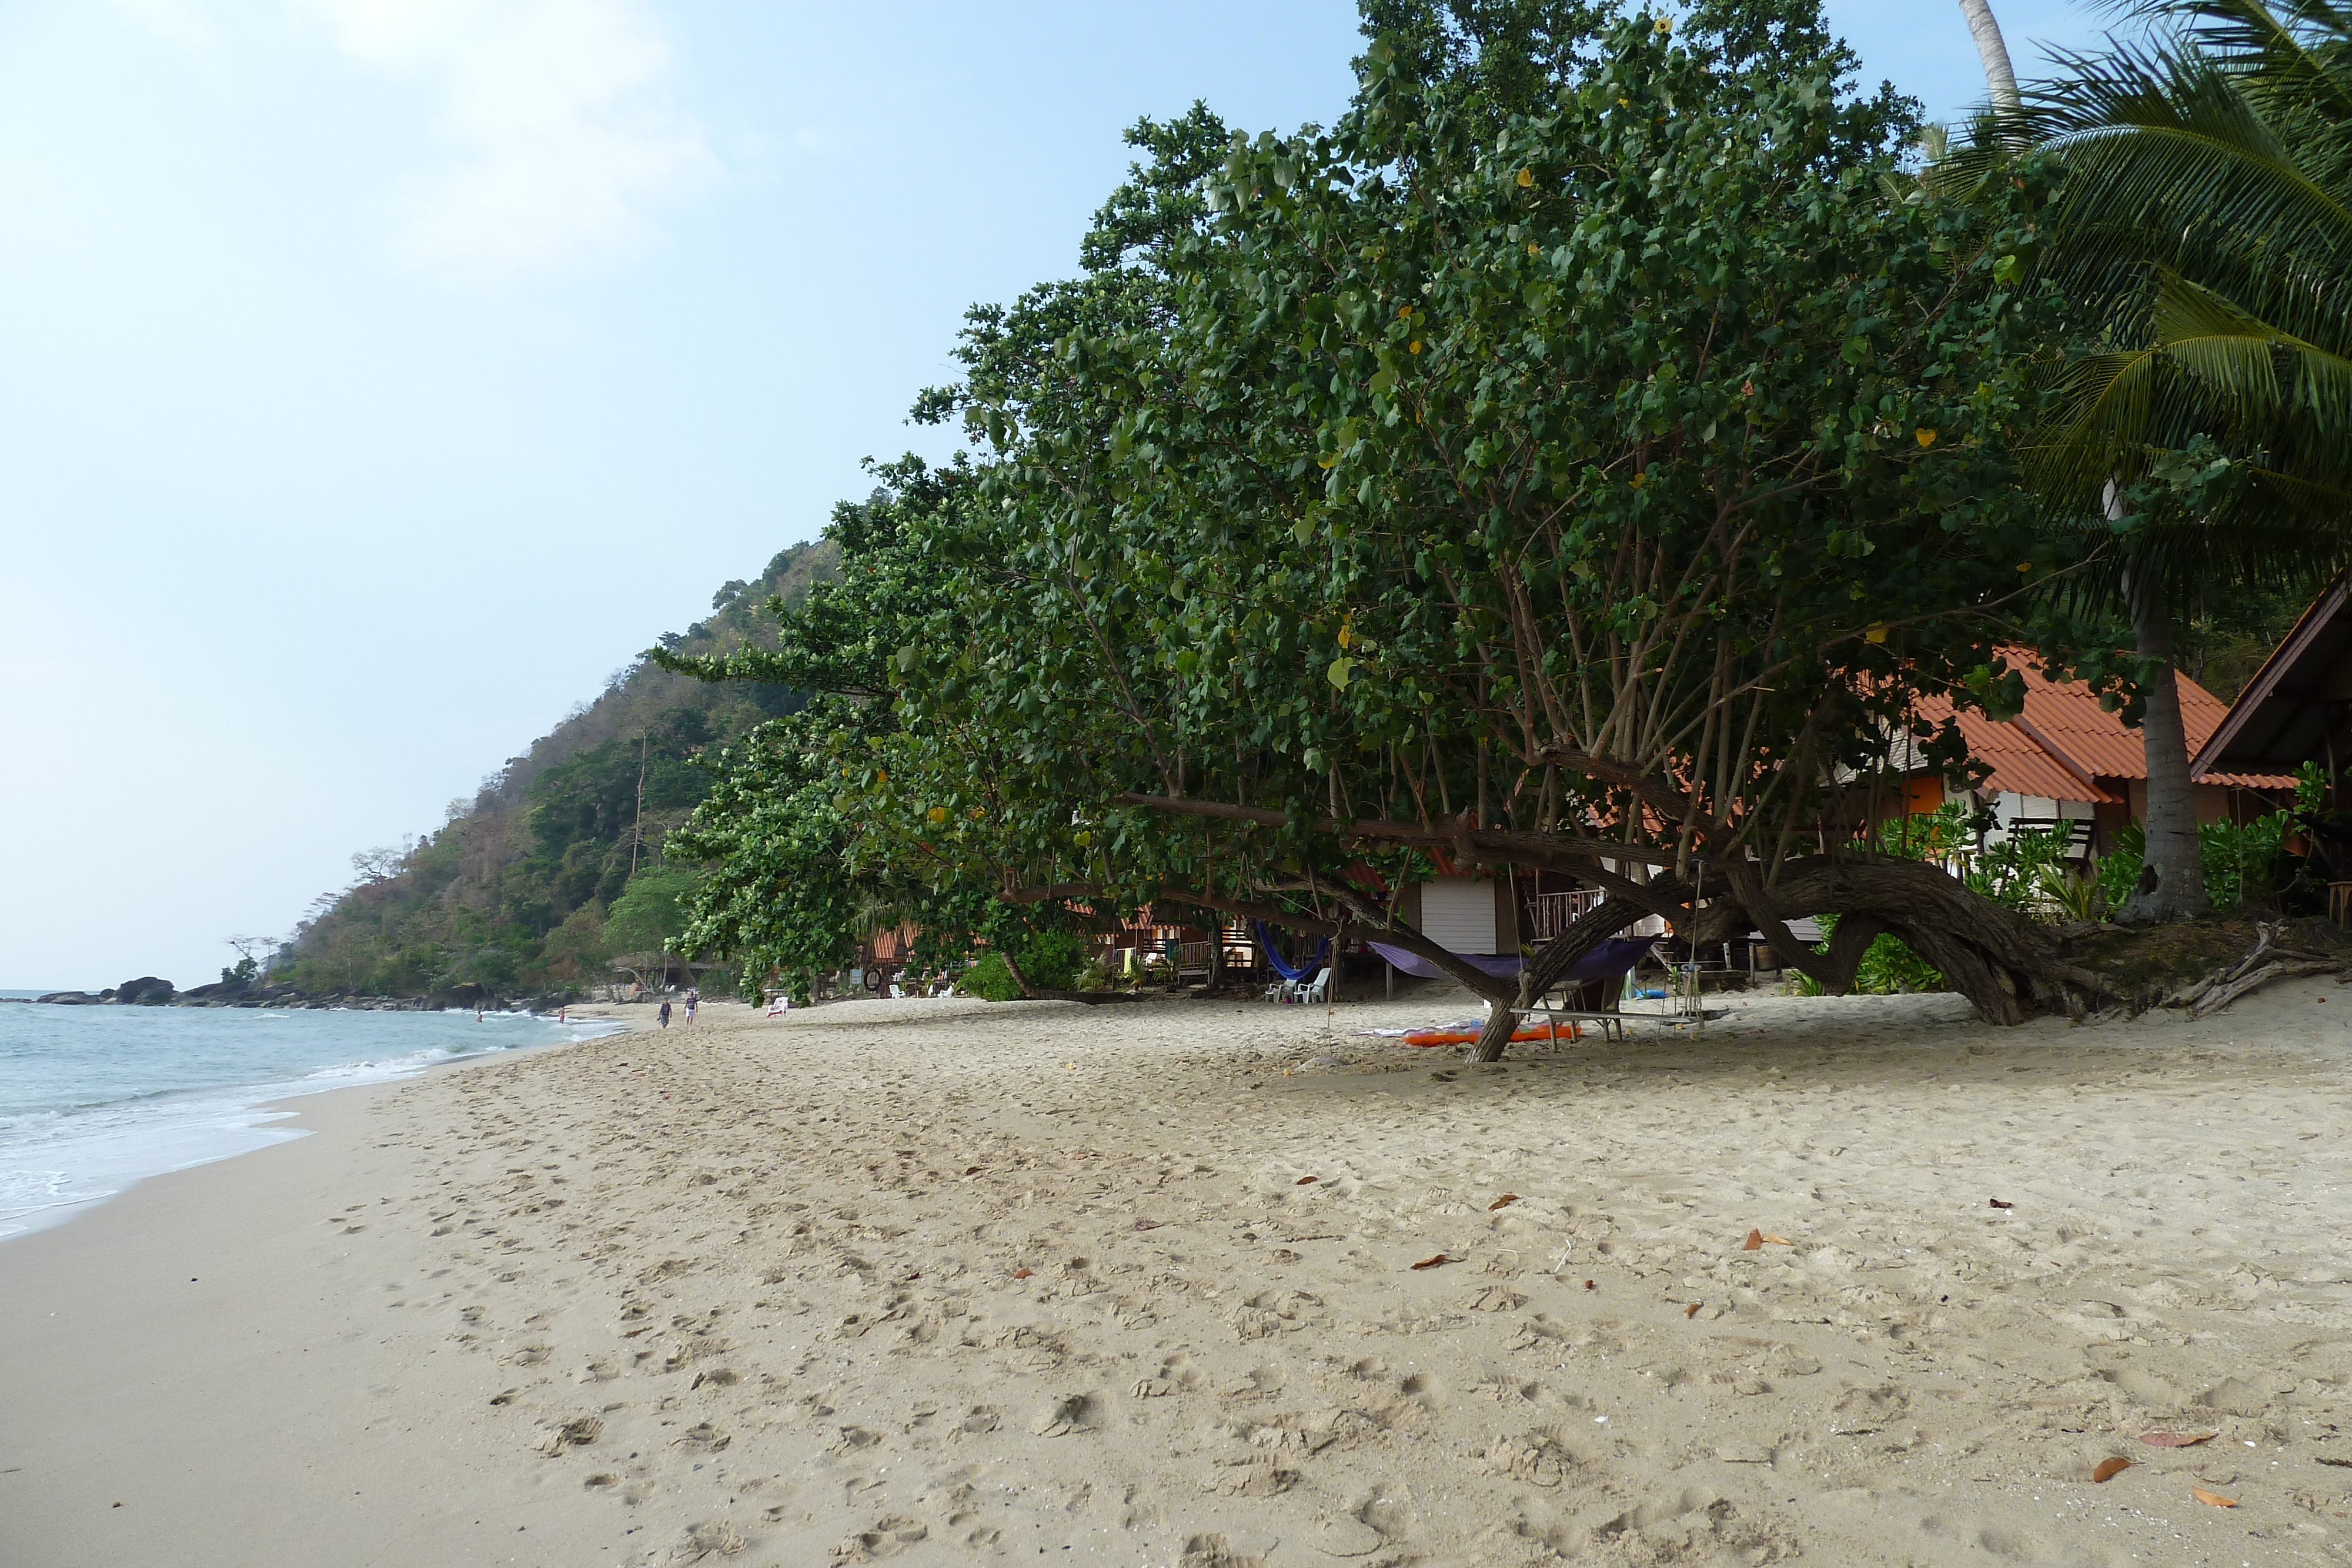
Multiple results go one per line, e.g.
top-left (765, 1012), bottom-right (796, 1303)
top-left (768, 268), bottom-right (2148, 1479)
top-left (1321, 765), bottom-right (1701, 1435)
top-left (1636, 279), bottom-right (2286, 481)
top-left (904, 2), bottom-right (2113, 1047)
top-left (667, 1), bottom-right (2116, 1047)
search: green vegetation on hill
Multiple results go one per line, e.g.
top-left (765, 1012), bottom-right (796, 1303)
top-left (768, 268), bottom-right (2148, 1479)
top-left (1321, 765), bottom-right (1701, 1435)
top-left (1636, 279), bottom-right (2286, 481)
top-left (273, 540), bottom-right (838, 997)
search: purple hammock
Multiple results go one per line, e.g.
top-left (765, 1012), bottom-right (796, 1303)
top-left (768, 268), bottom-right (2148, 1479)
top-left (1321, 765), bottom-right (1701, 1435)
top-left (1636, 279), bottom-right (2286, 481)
top-left (1367, 935), bottom-right (1653, 987)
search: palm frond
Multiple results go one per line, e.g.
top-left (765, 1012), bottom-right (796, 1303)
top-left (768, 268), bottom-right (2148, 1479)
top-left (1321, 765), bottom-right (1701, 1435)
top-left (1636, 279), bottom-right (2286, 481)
top-left (2024, 44), bottom-right (2352, 322)
top-left (2149, 269), bottom-right (2352, 433)
top-left (2122, 0), bottom-right (2352, 116)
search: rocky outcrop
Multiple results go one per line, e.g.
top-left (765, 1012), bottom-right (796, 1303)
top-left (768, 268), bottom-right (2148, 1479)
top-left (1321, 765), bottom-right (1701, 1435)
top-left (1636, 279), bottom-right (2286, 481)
top-left (29, 977), bottom-right (580, 1012)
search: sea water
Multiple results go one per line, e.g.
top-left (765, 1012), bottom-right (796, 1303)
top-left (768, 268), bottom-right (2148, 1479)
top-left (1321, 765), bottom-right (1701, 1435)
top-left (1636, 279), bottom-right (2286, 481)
top-left (0, 994), bottom-right (620, 1241)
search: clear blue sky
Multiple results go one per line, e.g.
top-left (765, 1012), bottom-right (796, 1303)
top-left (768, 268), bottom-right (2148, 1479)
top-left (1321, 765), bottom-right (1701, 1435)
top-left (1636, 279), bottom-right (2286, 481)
top-left (0, 1), bottom-right (2114, 988)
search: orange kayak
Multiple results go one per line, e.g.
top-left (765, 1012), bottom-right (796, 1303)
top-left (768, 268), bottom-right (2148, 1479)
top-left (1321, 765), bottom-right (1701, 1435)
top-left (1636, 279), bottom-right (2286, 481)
top-left (1402, 1020), bottom-right (1581, 1048)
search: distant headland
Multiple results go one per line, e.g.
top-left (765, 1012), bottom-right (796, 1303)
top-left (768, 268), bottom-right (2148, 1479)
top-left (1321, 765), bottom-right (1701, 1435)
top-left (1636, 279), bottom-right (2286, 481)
top-left (12, 978), bottom-right (564, 1012)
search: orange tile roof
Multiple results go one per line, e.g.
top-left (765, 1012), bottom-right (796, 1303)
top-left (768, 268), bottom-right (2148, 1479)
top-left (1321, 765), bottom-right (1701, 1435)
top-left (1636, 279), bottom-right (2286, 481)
top-left (1910, 651), bottom-right (2293, 800)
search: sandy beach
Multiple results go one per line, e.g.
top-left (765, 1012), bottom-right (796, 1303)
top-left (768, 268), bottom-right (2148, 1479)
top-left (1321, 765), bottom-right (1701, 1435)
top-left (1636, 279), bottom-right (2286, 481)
top-left (4, 987), bottom-right (2350, 1567)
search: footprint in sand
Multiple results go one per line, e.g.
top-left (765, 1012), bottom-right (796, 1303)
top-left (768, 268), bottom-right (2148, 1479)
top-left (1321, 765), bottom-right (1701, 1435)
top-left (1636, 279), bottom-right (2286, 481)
top-left (834, 1514), bottom-right (928, 1562)
top-left (536, 1415), bottom-right (603, 1456)
top-left (673, 1520), bottom-right (744, 1560)
top-left (672, 1422), bottom-right (730, 1453)
top-left (828, 1425), bottom-right (883, 1455)
top-left (1133, 1352), bottom-right (1205, 1398)
top-left (1028, 1392), bottom-right (1093, 1436)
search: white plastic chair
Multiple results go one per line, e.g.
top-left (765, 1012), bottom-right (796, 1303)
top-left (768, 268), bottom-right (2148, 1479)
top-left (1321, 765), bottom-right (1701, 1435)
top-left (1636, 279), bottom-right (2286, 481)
top-left (1297, 967), bottom-right (1332, 1006)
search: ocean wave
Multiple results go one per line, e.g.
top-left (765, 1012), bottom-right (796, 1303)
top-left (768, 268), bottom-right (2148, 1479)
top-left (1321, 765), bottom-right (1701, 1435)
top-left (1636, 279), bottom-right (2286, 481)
top-left (0, 1009), bottom-right (623, 1241)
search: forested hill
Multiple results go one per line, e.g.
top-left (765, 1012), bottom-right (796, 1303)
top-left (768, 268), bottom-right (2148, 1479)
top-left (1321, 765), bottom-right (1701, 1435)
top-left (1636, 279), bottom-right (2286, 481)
top-left (274, 539), bottom-right (838, 998)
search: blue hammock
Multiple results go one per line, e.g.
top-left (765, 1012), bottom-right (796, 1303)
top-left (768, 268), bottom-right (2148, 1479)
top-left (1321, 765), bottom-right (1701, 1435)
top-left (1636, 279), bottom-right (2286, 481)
top-left (1367, 935), bottom-right (1653, 987)
top-left (1252, 921), bottom-right (1329, 982)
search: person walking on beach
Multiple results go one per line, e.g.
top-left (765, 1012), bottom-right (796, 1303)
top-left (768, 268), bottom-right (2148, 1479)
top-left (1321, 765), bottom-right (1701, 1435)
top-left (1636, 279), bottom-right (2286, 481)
top-left (684, 990), bottom-right (698, 1026)
top-left (659, 999), bottom-right (672, 1029)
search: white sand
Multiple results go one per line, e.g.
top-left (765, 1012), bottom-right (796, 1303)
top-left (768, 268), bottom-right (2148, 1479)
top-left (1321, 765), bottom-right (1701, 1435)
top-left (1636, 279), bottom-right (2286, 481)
top-left (4, 986), bottom-right (2350, 1566)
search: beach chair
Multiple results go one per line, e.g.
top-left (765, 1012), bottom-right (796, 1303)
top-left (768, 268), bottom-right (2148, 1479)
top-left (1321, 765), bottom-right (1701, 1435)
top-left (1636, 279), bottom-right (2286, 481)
top-left (1297, 967), bottom-right (1332, 1006)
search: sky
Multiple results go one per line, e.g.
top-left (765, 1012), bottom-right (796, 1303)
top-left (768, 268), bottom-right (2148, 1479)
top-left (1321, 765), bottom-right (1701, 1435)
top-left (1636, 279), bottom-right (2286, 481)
top-left (1, 0), bottom-right (2118, 989)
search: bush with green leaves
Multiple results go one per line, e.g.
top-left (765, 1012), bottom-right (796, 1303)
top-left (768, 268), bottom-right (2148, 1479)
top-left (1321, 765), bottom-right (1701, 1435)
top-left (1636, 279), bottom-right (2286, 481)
top-left (956, 929), bottom-right (1097, 1000)
top-left (2093, 764), bottom-right (2325, 914)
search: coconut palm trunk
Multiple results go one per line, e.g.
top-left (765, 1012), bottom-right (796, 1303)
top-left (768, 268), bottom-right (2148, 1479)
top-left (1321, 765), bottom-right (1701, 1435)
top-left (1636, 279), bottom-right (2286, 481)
top-left (1958, 0), bottom-right (2022, 115)
top-left (2122, 568), bottom-right (2211, 920)
top-left (1956, 0), bottom-right (2209, 921)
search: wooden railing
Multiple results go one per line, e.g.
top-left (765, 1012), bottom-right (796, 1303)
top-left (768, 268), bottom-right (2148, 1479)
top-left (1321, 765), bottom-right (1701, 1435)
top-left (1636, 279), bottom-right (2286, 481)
top-left (1524, 887), bottom-right (1608, 941)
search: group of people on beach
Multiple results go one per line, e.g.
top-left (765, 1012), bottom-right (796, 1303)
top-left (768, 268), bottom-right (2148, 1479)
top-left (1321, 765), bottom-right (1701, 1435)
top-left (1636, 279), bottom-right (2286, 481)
top-left (658, 989), bottom-right (698, 1029)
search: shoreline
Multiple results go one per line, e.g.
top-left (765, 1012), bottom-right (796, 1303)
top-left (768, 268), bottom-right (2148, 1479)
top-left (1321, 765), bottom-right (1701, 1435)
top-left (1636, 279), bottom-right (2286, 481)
top-left (0, 1004), bottom-right (644, 1246)
top-left (4, 990), bottom-right (2348, 1565)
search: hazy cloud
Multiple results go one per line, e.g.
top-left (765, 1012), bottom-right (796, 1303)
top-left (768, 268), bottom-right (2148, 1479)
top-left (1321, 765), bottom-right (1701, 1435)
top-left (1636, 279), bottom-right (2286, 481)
top-left (292, 0), bottom-right (717, 280)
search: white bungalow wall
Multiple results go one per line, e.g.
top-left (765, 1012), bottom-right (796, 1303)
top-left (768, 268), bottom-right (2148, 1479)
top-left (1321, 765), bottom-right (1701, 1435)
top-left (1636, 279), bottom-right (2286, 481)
top-left (1420, 875), bottom-right (1500, 955)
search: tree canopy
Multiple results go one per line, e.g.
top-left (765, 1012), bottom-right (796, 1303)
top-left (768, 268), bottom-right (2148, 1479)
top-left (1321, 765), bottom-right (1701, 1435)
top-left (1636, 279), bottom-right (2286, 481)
top-left (666, 1), bottom-right (2115, 1037)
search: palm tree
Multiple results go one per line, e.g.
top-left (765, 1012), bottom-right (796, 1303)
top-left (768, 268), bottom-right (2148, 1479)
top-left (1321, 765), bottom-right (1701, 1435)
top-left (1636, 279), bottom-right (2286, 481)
top-left (1987, 0), bottom-right (2352, 920)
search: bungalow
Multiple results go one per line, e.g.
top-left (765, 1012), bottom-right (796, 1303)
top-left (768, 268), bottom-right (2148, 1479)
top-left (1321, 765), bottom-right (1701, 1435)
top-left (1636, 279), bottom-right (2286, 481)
top-left (1905, 650), bottom-right (2293, 857)
top-left (2193, 576), bottom-right (2352, 787)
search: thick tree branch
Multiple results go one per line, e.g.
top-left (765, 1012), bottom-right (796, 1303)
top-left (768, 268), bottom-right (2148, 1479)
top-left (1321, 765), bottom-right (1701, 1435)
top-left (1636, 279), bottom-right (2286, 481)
top-left (1110, 792), bottom-right (1679, 867)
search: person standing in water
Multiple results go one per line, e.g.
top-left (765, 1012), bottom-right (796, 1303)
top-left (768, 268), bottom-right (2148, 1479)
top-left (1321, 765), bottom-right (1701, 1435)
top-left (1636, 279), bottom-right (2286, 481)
top-left (659, 999), bottom-right (673, 1028)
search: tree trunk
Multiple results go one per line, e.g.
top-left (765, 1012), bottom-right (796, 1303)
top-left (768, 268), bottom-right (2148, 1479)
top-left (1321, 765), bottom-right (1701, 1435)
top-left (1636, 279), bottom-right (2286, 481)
top-left (999, 942), bottom-right (1035, 1000)
top-left (1468, 896), bottom-right (1650, 1062)
top-left (1719, 858), bottom-right (2108, 1026)
top-left (1958, 0), bottom-right (2021, 116)
top-left (2119, 569), bottom-right (2212, 924)
top-left (1089, 797), bottom-right (2120, 1033)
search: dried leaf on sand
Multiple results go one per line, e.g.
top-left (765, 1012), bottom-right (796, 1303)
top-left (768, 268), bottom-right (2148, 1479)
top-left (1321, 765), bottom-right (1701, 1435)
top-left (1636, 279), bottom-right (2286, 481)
top-left (2190, 1486), bottom-right (2239, 1507)
top-left (2092, 1457), bottom-right (2132, 1482)
top-left (2140, 1432), bottom-right (2219, 1448)
top-left (1409, 1253), bottom-right (1449, 1270)
top-left (1489, 1193), bottom-right (1521, 1210)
